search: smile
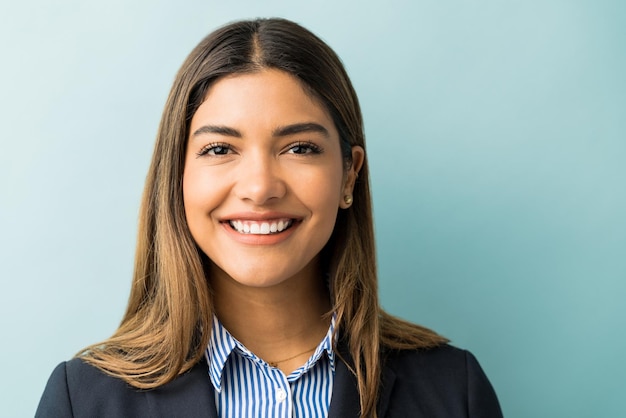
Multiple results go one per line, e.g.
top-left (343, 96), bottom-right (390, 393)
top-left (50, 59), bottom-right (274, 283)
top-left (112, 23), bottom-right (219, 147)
top-left (228, 219), bottom-right (294, 235)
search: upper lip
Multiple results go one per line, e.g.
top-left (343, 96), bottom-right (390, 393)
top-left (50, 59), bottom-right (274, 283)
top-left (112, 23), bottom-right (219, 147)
top-left (218, 211), bottom-right (302, 222)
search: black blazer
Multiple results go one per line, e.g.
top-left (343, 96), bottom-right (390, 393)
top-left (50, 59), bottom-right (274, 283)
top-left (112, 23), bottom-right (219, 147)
top-left (36, 344), bottom-right (503, 417)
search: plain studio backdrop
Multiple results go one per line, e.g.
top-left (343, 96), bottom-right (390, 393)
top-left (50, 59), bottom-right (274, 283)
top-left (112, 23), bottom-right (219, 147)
top-left (1, 1), bottom-right (624, 417)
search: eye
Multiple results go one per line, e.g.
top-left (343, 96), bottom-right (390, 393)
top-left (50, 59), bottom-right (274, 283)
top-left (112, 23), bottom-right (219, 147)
top-left (196, 142), bottom-right (233, 157)
top-left (286, 141), bottom-right (323, 155)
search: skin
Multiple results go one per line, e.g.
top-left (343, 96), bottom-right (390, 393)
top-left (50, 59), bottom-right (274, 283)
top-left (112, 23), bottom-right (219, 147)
top-left (183, 69), bottom-right (364, 374)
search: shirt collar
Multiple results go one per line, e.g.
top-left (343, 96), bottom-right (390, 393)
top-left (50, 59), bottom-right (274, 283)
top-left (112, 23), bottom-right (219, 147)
top-left (205, 314), bottom-right (336, 392)
top-left (205, 316), bottom-right (237, 392)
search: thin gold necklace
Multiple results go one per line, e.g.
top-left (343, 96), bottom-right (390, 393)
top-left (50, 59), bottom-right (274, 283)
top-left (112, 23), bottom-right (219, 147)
top-left (267, 345), bottom-right (318, 368)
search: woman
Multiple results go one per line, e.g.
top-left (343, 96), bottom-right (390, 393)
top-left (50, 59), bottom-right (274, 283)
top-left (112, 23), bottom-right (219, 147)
top-left (36, 18), bottom-right (502, 418)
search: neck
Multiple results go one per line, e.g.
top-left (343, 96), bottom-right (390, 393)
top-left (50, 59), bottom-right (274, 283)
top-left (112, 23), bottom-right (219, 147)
top-left (210, 260), bottom-right (332, 373)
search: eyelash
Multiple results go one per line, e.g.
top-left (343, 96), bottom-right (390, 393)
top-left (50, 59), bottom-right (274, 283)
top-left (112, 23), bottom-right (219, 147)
top-left (196, 142), bottom-right (232, 157)
top-left (195, 141), bottom-right (323, 157)
top-left (286, 141), bottom-right (323, 155)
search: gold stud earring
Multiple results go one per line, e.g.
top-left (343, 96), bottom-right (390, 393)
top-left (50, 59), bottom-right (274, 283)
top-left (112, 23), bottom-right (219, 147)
top-left (344, 195), bottom-right (353, 205)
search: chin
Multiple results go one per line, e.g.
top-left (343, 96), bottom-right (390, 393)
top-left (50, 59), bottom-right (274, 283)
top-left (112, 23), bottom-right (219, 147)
top-left (221, 267), bottom-right (297, 289)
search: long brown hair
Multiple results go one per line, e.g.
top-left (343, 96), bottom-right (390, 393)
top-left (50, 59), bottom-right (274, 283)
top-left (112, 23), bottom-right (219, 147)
top-left (80, 18), bottom-right (447, 418)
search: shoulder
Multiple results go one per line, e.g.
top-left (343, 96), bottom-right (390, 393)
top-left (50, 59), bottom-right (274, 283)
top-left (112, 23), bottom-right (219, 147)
top-left (36, 358), bottom-right (147, 417)
top-left (385, 342), bottom-right (462, 361)
top-left (36, 358), bottom-right (213, 418)
top-left (382, 344), bottom-right (480, 395)
top-left (383, 343), bottom-right (475, 375)
top-left (380, 345), bottom-right (503, 417)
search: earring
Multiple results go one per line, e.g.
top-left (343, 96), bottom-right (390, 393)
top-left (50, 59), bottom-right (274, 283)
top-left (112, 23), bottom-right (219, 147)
top-left (343, 195), bottom-right (353, 205)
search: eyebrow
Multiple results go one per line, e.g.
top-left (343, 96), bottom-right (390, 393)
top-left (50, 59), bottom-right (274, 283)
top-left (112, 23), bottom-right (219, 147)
top-left (191, 122), bottom-right (330, 139)
top-left (192, 125), bottom-right (242, 138)
top-left (273, 122), bottom-right (330, 138)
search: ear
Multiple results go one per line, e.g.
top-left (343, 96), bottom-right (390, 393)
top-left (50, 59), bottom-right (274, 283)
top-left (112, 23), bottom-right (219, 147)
top-left (339, 145), bottom-right (365, 209)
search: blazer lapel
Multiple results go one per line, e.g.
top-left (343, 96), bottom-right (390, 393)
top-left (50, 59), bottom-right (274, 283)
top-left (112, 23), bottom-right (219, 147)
top-left (377, 360), bottom-right (397, 418)
top-left (328, 346), bottom-right (397, 418)
top-left (146, 359), bottom-right (217, 418)
top-left (328, 356), bottom-right (361, 418)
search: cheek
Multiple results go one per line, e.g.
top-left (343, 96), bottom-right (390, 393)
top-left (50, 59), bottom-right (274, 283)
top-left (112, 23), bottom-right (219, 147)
top-left (182, 169), bottom-right (199, 216)
top-left (182, 167), bottom-right (219, 221)
top-left (299, 166), bottom-right (344, 212)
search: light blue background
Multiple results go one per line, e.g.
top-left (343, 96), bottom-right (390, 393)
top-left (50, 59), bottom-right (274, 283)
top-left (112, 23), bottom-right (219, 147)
top-left (1, 1), bottom-right (624, 417)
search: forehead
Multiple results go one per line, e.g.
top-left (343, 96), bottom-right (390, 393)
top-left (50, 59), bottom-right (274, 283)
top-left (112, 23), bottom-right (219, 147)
top-left (191, 69), bottom-right (335, 131)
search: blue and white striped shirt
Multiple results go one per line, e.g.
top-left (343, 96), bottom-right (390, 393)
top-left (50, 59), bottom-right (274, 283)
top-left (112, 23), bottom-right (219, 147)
top-left (205, 316), bottom-right (336, 418)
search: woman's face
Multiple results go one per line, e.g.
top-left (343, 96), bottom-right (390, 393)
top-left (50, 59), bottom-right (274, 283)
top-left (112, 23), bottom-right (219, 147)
top-left (183, 69), bottom-right (362, 289)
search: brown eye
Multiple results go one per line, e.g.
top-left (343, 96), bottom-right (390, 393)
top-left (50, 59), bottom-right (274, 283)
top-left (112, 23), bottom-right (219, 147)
top-left (287, 142), bottom-right (323, 155)
top-left (197, 143), bottom-right (233, 157)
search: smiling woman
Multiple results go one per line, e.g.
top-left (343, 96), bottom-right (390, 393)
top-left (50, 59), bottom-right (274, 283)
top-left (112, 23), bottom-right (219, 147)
top-left (36, 18), bottom-right (503, 418)
top-left (184, 69), bottom-right (361, 289)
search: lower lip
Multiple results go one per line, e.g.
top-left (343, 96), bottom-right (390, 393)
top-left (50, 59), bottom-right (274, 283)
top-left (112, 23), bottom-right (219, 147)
top-left (221, 221), bottom-right (299, 245)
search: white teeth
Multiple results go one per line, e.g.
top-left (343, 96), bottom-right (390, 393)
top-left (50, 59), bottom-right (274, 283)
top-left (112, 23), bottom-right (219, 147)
top-left (229, 219), bottom-right (293, 235)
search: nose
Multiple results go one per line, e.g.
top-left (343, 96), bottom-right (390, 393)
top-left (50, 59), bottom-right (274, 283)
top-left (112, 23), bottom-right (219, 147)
top-left (233, 152), bottom-right (287, 205)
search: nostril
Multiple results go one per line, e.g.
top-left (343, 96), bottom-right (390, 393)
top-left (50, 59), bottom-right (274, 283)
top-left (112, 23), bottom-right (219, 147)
top-left (234, 165), bottom-right (287, 204)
